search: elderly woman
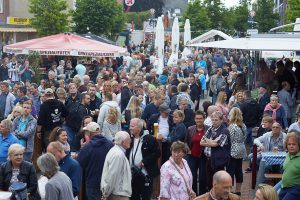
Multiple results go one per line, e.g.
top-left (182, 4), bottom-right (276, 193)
top-left (160, 141), bottom-right (195, 200)
top-left (0, 144), bottom-right (40, 200)
top-left (279, 132), bottom-right (300, 200)
top-left (200, 111), bottom-right (231, 189)
top-left (227, 107), bottom-right (247, 196)
top-left (264, 94), bottom-right (288, 129)
top-left (255, 184), bottom-right (279, 200)
top-left (37, 153), bottom-right (74, 200)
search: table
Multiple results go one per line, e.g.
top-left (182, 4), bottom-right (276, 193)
top-left (256, 151), bottom-right (286, 187)
top-left (261, 152), bottom-right (287, 167)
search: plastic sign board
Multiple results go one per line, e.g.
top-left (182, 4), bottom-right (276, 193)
top-left (7, 17), bottom-right (32, 25)
top-left (247, 29), bottom-right (258, 35)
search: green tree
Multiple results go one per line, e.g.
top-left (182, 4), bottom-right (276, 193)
top-left (126, 0), bottom-right (164, 16)
top-left (29, 0), bottom-right (70, 36)
top-left (253, 0), bottom-right (279, 32)
top-left (285, 0), bottom-right (300, 25)
top-left (126, 12), bottom-right (151, 30)
top-left (232, 0), bottom-right (250, 33)
top-left (182, 0), bottom-right (211, 38)
top-left (203, 0), bottom-right (225, 29)
top-left (73, 0), bottom-right (126, 39)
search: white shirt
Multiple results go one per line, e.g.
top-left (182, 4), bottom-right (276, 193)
top-left (159, 116), bottom-right (169, 139)
top-left (129, 138), bottom-right (148, 175)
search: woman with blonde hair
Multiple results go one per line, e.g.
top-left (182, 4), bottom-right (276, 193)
top-left (123, 96), bottom-right (143, 130)
top-left (56, 88), bottom-right (67, 104)
top-left (255, 184), bottom-right (278, 200)
top-left (102, 107), bottom-right (121, 141)
top-left (7, 105), bottom-right (23, 122)
top-left (227, 107), bottom-right (247, 196)
top-left (215, 91), bottom-right (229, 124)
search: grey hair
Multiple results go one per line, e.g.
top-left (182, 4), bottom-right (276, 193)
top-left (114, 131), bottom-right (130, 145)
top-left (37, 153), bottom-right (59, 178)
top-left (178, 96), bottom-right (188, 104)
top-left (8, 144), bottom-right (24, 159)
top-left (1, 119), bottom-right (12, 132)
top-left (211, 111), bottom-right (224, 120)
top-left (130, 118), bottom-right (144, 129)
top-left (213, 170), bottom-right (232, 184)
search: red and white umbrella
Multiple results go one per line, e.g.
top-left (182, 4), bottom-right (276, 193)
top-left (3, 33), bottom-right (126, 57)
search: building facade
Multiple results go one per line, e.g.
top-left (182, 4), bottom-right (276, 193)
top-left (0, 0), bottom-right (75, 48)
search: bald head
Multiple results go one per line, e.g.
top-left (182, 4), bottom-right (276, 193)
top-left (213, 170), bottom-right (232, 184)
top-left (212, 171), bottom-right (232, 199)
top-left (207, 105), bottom-right (221, 117)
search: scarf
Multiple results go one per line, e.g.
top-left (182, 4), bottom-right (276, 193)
top-left (264, 103), bottom-right (282, 122)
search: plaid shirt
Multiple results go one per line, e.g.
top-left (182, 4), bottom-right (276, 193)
top-left (204, 125), bottom-right (228, 158)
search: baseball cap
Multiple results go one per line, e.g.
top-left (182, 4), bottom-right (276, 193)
top-left (159, 104), bottom-right (171, 113)
top-left (83, 122), bottom-right (100, 132)
top-left (44, 88), bottom-right (54, 95)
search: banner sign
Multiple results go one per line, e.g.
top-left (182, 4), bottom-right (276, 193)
top-left (7, 17), bottom-right (32, 25)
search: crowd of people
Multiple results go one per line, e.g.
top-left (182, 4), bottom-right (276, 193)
top-left (0, 46), bottom-right (299, 200)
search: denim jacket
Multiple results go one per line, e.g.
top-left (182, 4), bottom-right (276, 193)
top-left (12, 114), bottom-right (37, 153)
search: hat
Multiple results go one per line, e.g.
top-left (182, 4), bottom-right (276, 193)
top-left (259, 83), bottom-right (268, 89)
top-left (44, 88), bottom-right (54, 95)
top-left (159, 104), bottom-right (171, 113)
top-left (83, 122), bottom-right (100, 132)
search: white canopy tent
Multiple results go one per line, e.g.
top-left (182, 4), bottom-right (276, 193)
top-left (190, 29), bottom-right (233, 45)
top-left (189, 34), bottom-right (300, 51)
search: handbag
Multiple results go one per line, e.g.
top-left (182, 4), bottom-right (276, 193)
top-left (9, 182), bottom-right (28, 200)
top-left (169, 159), bottom-right (196, 200)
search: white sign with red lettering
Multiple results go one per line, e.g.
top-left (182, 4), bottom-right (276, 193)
top-left (125, 0), bottom-right (135, 6)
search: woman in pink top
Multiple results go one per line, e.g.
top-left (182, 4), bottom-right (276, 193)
top-left (160, 141), bottom-right (195, 200)
top-left (215, 91), bottom-right (229, 125)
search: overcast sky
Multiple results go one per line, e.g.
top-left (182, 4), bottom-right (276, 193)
top-left (223, 0), bottom-right (240, 8)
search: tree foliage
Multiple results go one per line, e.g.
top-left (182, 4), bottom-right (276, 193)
top-left (232, 0), bottom-right (250, 33)
top-left (182, 0), bottom-right (211, 38)
top-left (73, 0), bottom-right (126, 39)
top-left (29, 0), bottom-right (70, 36)
top-left (126, 12), bottom-right (151, 30)
top-left (285, 0), bottom-right (300, 25)
top-left (203, 0), bottom-right (225, 29)
top-left (125, 0), bottom-right (164, 16)
top-left (253, 0), bottom-right (279, 32)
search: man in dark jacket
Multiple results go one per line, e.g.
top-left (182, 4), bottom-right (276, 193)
top-left (37, 88), bottom-right (68, 150)
top-left (77, 122), bottom-right (114, 200)
top-left (189, 74), bottom-right (201, 111)
top-left (65, 82), bottom-right (81, 110)
top-left (121, 80), bottom-right (136, 113)
top-left (47, 141), bottom-right (81, 198)
top-left (126, 118), bottom-right (160, 200)
top-left (65, 93), bottom-right (91, 150)
top-left (257, 83), bottom-right (270, 117)
top-left (240, 90), bottom-right (261, 146)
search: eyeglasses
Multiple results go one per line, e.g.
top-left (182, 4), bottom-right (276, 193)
top-left (272, 126), bottom-right (280, 128)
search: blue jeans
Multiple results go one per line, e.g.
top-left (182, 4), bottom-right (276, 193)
top-left (86, 186), bottom-right (102, 200)
top-left (212, 93), bottom-right (218, 105)
top-left (245, 127), bottom-right (254, 146)
top-left (186, 154), bottom-right (207, 195)
top-left (279, 185), bottom-right (300, 200)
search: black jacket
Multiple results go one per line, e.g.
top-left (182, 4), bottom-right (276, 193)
top-left (0, 161), bottom-right (40, 200)
top-left (66, 102), bottom-right (90, 132)
top-left (120, 86), bottom-right (134, 113)
top-left (240, 98), bottom-right (261, 127)
top-left (126, 133), bottom-right (161, 178)
top-left (37, 98), bottom-right (68, 132)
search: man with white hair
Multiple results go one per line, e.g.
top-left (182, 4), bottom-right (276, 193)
top-left (101, 131), bottom-right (132, 200)
top-left (0, 119), bottom-right (19, 163)
top-left (77, 122), bottom-right (114, 200)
